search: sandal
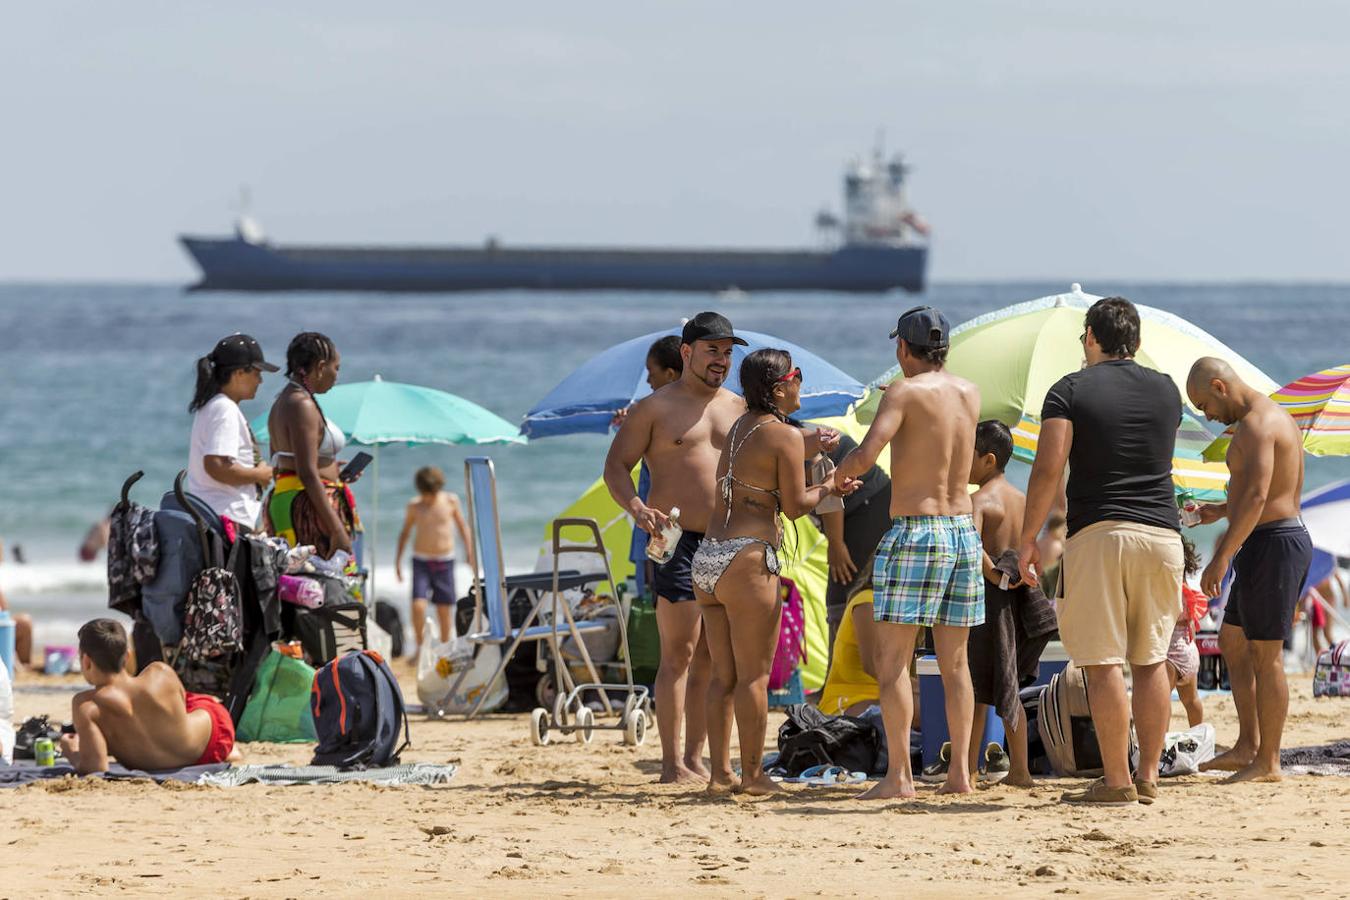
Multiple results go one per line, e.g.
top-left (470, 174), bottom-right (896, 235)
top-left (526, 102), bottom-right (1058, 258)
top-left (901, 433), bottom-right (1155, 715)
top-left (1060, 777), bottom-right (1138, 806)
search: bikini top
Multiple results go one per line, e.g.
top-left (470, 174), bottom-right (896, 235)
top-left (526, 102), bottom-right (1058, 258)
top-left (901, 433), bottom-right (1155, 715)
top-left (271, 380), bottom-right (347, 466)
top-left (719, 416), bottom-right (783, 527)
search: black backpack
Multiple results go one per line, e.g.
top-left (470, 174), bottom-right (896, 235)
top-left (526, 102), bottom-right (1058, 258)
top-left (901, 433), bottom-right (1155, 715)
top-left (292, 602), bottom-right (368, 667)
top-left (311, 649), bottom-right (411, 769)
top-left (776, 704), bottom-right (882, 776)
top-left (374, 600), bottom-right (405, 659)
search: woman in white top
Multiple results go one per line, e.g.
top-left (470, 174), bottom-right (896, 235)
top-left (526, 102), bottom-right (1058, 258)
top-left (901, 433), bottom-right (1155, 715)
top-left (187, 334), bottom-right (278, 529)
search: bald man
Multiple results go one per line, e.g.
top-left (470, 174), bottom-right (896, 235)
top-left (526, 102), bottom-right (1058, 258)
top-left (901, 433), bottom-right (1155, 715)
top-left (1186, 357), bottom-right (1311, 784)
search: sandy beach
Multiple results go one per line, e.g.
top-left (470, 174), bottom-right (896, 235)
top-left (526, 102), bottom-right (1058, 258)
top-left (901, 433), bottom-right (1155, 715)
top-left (3, 659), bottom-right (1347, 898)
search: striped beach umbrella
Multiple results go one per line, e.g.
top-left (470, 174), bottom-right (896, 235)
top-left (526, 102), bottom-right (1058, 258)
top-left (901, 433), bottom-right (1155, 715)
top-left (1203, 364), bottom-right (1350, 461)
top-left (1013, 410), bottom-right (1230, 501)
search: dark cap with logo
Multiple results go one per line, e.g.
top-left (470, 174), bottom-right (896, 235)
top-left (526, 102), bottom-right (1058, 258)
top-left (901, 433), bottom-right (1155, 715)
top-left (889, 306), bottom-right (950, 348)
top-left (210, 333), bottom-right (280, 373)
top-left (681, 311), bottom-right (749, 347)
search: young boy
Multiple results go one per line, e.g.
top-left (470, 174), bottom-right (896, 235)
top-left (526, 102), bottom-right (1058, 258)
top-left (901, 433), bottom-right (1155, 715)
top-left (59, 619), bottom-right (239, 774)
top-left (965, 420), bottom-right (1056, 787)
top-left (395, 466), bottom-right (475, 656)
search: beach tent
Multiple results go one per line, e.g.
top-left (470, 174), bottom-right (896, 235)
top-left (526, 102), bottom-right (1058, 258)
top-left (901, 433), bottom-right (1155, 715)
top-left (540, 414), bottom-right (875, 692)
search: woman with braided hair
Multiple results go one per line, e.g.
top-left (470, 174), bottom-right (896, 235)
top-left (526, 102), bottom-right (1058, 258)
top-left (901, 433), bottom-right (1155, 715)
top-left (264, 332), bottom-right (360, 557)
top-left (692, 348), bottom-right (860, 795)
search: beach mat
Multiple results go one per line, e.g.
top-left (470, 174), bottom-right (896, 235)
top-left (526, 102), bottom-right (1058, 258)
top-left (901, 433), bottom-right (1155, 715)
top-left (0, 760), bottom-right (229, 788)
top-left (1280, 740), bottom-right (1350, 776)
top-left (199, 762), bottom-right (457, 787)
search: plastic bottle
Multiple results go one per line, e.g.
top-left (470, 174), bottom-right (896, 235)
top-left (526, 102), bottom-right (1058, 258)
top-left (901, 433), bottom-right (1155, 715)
top-left (278, 574), bottom-right (326, 609)
top-left (645, 507), bottom-right (683, 565)
top-left (1177, 490), bottom-right (1201, 527)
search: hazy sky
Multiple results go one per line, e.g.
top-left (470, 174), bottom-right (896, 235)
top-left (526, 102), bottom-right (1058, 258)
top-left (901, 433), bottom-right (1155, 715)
top-left (5, 2), bottom-right (1349, 281)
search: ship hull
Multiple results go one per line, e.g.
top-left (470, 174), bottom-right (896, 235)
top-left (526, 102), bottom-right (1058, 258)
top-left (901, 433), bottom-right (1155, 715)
top-left (179, 237), bottom-right (926, 293)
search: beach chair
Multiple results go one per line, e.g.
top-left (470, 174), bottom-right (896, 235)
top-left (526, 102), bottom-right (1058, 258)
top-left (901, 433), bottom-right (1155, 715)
top-left (453, 458), bottom-right (650, 745)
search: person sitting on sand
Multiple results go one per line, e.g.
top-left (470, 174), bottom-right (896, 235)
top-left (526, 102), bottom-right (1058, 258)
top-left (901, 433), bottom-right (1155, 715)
top-left (836, 305), bottom-right (984, 800)
top-left (817, 577), bottom-right (881, 717)
top-left (59, 619), bottom-right (240, 774)
top-left (965, 420), bottom-right (1056, 789)
top-left (1169, 538), bottom-right (1207, 728)
top-left (694, 349), bottom-right (858, 795)
top-left (396, 465), bottom-right (476, 657)
top-left (1187, 356), bottom-right (1311, 784)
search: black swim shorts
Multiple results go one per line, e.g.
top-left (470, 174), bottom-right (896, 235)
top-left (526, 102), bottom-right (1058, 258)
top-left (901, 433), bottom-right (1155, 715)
top-left (1223, 518), bottom-right (1313, 642)
top-left (651, 529), bottom-right (705, 604)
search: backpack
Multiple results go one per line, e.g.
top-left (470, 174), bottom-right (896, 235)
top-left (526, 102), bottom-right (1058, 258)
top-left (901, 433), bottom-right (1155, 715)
top-left (311, 649), bottom-right (411, 769)
top-left (1037, 663), bottom-right (1139, 777)
top-left (770, 578), bottom-right (807, 691)
top-left (776, 703), bottom-right (881, 776)
top-left (292, 602), bottom-right (368, 667)
top-left (1313, 640), bottom-right (1350, 698)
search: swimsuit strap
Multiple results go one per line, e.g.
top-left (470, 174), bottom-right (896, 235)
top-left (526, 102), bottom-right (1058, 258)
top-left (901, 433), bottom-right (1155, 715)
top-left (720, 416), bottom-right (783, 526)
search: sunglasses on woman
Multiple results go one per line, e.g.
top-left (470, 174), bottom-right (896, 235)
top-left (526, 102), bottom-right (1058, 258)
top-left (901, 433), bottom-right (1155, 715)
top-left (776, 366), bottom-right (802, 383)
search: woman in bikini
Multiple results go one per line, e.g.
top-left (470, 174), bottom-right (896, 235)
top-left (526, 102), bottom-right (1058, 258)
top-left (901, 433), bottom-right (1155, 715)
top-left (693, 349), bottom-right (860, 795)
top-left (265, 332), bottom-right (360, 558)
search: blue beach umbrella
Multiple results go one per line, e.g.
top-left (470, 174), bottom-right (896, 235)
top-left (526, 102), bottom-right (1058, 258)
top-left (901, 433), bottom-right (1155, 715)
top-left (522, 327), bottom-right (866, 438)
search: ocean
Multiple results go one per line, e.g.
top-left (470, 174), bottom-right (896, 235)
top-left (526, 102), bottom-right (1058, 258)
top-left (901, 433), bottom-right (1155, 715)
top-left (2, 282), bottom-right (1348, 650)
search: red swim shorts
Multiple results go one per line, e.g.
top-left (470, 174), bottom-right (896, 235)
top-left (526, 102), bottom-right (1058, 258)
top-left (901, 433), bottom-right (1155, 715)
top-left (185, 692), bottom-right (236, 765)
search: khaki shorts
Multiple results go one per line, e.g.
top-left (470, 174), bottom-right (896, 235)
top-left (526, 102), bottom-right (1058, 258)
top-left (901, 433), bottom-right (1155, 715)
top-left (1058, 520), bottom-right (1184, 667)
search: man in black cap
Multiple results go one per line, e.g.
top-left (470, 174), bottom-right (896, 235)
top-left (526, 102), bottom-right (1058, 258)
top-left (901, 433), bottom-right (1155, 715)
top-left (605, 311), bottom-right (747, 784)
top-left (837, 305), bottom-right (985, 800)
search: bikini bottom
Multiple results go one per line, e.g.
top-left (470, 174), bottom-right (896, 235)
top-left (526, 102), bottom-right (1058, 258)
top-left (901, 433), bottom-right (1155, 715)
top-left (691, 536), bottom-right (781, 596)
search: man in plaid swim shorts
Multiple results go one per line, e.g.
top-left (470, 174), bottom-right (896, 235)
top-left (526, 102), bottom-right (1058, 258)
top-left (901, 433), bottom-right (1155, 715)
top-left (837, 306), bottom-right (984, 801)
top-left (873, 515), bottom-right (985, 626)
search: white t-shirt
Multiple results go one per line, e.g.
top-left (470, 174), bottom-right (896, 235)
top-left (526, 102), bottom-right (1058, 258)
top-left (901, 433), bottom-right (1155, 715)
top-left (187, 393), bottom-right (261, 527)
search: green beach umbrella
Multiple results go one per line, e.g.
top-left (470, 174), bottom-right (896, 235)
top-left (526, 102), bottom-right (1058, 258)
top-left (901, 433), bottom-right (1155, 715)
top-left (252, 377), bottom-right (524, 599)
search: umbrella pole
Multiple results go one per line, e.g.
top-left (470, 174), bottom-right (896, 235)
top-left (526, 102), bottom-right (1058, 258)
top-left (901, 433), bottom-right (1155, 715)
top-left (369, 445), bottom-right (380, 606)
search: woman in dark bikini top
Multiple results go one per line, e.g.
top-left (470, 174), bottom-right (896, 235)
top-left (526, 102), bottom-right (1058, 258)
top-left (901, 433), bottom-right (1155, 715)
top-left (692, 348), bottom-right (859, 796)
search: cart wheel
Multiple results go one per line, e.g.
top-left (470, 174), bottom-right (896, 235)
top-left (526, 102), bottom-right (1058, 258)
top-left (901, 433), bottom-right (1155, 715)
top-left (530, 707), bottom-right (551, 746)
top-left (535, 672), bottom-right (557, 710)
top-left (576, 706), bottom-right (595, 744)
top-left (552, 693), bottom-right (571, 729)
top-left (621, 694), bottom-right (637, 727)
top-left (624, 708), bottom-right (646, 746)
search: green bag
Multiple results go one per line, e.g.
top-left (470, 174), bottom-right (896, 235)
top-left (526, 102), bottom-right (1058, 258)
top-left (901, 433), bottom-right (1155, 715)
top-left (626, 596), bottom-right (661, 685)
top-left (237, 648), bottom-right (318, 743)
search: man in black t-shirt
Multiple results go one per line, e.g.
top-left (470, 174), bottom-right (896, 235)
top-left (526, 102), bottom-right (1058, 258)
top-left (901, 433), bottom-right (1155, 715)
top-left (1017, 297), bottom-right (1184, 807)
top-left (819, 433), bottom-right (892, 654)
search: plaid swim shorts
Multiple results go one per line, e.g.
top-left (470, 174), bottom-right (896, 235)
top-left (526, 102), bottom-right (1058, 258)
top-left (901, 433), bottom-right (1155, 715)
top-left (872, 515), bottom-right (985, 627)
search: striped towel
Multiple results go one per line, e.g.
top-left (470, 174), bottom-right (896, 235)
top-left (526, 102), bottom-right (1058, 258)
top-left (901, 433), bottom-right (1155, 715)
top-left (199, 762), bottom-right (457, 787)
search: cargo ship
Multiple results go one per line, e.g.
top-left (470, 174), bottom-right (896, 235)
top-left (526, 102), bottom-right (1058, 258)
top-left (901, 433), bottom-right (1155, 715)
top-left (179, 148), bottom-right (928, 293)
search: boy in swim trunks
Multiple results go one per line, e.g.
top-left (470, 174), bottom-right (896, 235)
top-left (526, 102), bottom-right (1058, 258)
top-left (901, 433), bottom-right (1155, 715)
top-left (837, 306), bottom-right (983, 799)
top-left (396, 466), bottom-right (476, 658)
top-left (59, 618), bottom-right (240, 774)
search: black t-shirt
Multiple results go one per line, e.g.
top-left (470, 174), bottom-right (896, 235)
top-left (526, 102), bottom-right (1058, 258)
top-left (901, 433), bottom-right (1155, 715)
top-left (827, 433), bottom-right (890, 513)
top-left (1041, 359), bottom-right (1182, 537)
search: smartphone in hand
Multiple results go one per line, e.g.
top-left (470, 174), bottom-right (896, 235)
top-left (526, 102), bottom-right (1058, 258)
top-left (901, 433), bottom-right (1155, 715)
top-left (339, 451), bottom-right (374, 482)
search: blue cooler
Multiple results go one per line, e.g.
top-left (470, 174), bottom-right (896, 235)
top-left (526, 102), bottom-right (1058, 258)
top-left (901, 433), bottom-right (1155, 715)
top-left (916, 641), bottom-right (1071, 766)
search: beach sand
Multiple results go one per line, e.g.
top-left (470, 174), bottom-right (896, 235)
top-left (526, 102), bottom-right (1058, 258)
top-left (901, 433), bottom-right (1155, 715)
top-left (3, 661), bottom-right (1348, 898)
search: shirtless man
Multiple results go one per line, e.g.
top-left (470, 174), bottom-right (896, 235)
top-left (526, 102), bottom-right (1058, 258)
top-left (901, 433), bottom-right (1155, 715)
top-left (59, 619), bottom-right (239, 774)
top-left (604, 312), bottom-right (748, 783)
top-left (837, 306), bottom-right (983, 799)
top-left (1187, 357), bottom-right (1312, 784)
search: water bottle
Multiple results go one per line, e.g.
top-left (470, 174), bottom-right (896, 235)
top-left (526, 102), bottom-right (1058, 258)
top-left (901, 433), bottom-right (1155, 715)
top-left (1177, 490), bottom-right (1201, 527)
top-left (645, 507), bottom-right (683, 565)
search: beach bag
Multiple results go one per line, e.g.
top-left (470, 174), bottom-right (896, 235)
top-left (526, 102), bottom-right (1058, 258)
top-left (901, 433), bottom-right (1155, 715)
top-left (293, 602), bottom-right (367, 667)
top-left (626, 597), bottom-right (661, 685)
top-left (1313, 640), bottom-right (1350, 698)
top-left (776, 703), bottom-right (881, 776)
top-left (237, 648), bottom-right (318, 743)
top-left (770, 578), bottom-right (807, 691)
top-left (416, 616), bottom-right (508, 714)
top-left (1159, 722), bottom-right (1216, 777)
top-left (1036, 663), bottom-right (1139, 777)
top-left (311, 649), bottom-right (410, 769)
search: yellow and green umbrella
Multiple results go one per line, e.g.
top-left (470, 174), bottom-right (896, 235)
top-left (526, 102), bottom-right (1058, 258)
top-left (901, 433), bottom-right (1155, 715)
top-left (856, 284), bottom-right (1276, 497)
top-left (1203, 363), bottom-right (1350, 461)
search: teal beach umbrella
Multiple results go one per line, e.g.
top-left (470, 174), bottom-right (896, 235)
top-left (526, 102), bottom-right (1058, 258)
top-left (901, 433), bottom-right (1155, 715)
top-left (252, 377), bottom-right (524, 599)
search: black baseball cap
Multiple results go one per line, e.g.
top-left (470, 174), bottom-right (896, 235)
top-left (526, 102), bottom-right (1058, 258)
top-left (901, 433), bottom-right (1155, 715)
top-left (681, 311), bottom-right (749, 347)
top-left (210, 333), bottom-right (279, 373)
top-left (889, 306), bottom-right (950, 348)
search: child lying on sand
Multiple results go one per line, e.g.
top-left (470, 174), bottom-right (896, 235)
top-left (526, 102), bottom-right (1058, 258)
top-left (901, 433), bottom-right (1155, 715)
top-left (59, 619), bottom-right (240, 774)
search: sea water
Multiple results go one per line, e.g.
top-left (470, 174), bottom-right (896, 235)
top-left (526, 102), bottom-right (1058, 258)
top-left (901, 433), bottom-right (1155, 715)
top-left (2, 282), bottom-right (1348, 649)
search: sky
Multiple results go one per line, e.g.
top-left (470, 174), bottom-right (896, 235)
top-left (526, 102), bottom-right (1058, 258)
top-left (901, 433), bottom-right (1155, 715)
top-left (4, 2), bottom-right (1350, 282)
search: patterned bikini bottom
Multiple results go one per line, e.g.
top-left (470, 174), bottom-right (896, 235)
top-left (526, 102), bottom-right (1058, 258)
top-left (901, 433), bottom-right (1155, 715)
top-left (691, 536), bottom-right (781, 596)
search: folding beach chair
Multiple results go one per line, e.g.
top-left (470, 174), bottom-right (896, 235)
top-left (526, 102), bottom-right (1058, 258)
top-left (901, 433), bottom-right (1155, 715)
top-left (454, 458), bottom-right (648, 744)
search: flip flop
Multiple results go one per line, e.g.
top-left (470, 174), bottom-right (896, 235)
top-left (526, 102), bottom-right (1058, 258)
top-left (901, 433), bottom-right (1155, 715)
top-left (787, 765), bottom-right (867, 786)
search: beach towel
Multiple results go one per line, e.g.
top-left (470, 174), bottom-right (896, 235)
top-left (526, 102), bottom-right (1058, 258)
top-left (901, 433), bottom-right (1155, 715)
top-left (967, 551), bottom-right (1057, 731)
top-left (107, 501), bottom-right (159, 616)
top-left (1279, 740), bottom-right (1350, 777)
top-left (198, 762), bottom-right (456, 787)
top-left (0, 761), bottom-right (229, 788)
